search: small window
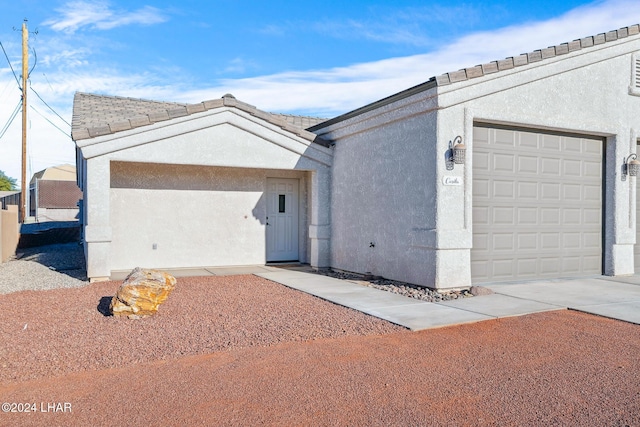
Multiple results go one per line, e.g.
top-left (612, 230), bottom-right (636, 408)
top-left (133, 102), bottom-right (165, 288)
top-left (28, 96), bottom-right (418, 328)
top-left (278, 195), bottom-right (286, 213)
top-left (629, 53), bottom-right (640, 96)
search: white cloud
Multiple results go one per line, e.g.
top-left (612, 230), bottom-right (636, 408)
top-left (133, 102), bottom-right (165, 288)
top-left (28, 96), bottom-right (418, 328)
top-left (44, 1), bottom-right (168, 34)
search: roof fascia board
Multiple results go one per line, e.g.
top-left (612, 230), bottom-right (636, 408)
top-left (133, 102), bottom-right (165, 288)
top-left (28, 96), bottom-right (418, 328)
top-left (309, 80), bottom-right (438, 133)
top-left (312, 85), bottom-right (438, 140)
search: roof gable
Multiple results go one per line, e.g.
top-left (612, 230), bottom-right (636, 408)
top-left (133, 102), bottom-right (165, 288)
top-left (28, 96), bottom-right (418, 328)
top-left (72, 92), bottom-right (328, 146)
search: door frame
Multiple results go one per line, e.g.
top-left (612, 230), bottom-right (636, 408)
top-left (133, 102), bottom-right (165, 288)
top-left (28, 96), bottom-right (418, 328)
top-left (266, 177), bottom-right (300, 262)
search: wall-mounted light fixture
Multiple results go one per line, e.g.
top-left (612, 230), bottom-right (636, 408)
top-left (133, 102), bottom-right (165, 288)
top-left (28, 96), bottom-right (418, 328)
top-left (623, 153), bottom-right (640, 181)
top-left (446, 136), bottom-right (466, 170)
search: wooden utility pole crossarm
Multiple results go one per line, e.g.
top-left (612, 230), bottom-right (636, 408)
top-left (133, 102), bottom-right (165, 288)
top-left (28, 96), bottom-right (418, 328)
top-left (20, 20), bottom-right (28, 223)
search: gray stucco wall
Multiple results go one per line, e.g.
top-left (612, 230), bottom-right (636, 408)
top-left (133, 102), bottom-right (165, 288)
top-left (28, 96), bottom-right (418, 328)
top-left (315, 33), bottom-right (640, 288)
top-left (325, 94), bottom-right (440, 286)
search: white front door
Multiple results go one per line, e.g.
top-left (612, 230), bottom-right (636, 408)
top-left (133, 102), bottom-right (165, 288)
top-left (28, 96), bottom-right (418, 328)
top-left (266, 178), bottom-right (299, 262)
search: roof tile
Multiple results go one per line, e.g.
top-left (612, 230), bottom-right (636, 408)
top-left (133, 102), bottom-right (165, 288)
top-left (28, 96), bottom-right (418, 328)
top-left (435, 74), bottom-right (451, 86)
top-left (147, 110), bottom-right (171, 122)
top-left (129, 115), bottom-right (151, 128)
top-left (186, 103), bottom-right (206, 114)
top-left (109, 120), bottom-right (132, 133)
top-left (465, 65), bottom-right (484, 79)
top-left (555, 43), bottom-right (569, 55)
top-left (167, 106), bottom-right (188, 119)
top-left (541, 47), bottom-right (556, 59)
top-left (497, 58), bottom-right (514, 70)
top-left (481, 61), bottom-right (499, 74)
top-left (580, 36), bottom-right (594, 48)
top-left (567, 40), bottom-right (582, 52)
top-left (513, 54), bottom-right (528, 67)
top-left (448, 69), bottom-right (468, 83)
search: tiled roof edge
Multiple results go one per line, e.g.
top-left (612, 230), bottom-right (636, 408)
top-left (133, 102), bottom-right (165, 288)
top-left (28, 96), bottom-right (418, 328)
top-left (73, 93), bottom-right (327, 146)
top-left (309, 24), bottom-right (640, 132)
top-left (435, 24), bottom-right (640, 86)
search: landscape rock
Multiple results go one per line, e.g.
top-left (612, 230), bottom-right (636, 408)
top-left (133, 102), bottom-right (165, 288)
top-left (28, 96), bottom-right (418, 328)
top-left (109, 267), bottom-right (177, 318)
top-left (470, 286), bottom-right (494, 296)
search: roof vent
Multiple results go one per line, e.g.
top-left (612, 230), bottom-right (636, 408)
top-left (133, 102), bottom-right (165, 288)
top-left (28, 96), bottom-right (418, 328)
top-left (222, 93), bottom-right (236, 99)
top-left (630, 53), bottom-right (640, 96)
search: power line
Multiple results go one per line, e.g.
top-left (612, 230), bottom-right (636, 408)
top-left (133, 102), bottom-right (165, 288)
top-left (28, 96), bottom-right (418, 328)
top-left (0, 40), bottom-right (20, 86)
top-left (30, 83), bottom-right (71, 127)
top-left (0, 100), bottom-right (21, 140)
top-left (30, 105), bottom-right (71, 139)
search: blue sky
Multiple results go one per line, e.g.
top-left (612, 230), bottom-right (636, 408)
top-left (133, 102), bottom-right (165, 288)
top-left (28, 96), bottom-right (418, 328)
top-left (0, 0), bottom-right (639, 184)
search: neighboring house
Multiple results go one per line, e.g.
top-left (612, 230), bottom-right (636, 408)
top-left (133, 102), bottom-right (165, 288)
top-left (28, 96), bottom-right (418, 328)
top-left (0, 191), bottom-right (20, 210)
top-left (73, 24), bottom-right (640, 288)
top-left (29, 165), bottom-right (82, 222)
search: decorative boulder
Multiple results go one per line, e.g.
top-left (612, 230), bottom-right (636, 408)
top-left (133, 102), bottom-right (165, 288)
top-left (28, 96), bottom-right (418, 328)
top-left (109, 267), bottom-right (177, 319)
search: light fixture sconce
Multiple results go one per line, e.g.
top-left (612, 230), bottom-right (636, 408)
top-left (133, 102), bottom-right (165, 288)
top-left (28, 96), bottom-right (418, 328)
top-left (623, 153), bottom-right (640, 181)
top-left (446, 136), bottom-right (466, 170)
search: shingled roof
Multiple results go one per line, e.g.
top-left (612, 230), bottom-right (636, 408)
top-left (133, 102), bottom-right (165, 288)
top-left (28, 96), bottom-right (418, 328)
top-left (309, 24), bottom-right (640, 131)
top-left (71, 92), bottom-right (328, 145)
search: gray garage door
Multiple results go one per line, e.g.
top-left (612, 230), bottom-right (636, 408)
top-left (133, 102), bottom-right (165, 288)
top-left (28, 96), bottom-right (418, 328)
top-left (472, 126), bottom-right (603, 283)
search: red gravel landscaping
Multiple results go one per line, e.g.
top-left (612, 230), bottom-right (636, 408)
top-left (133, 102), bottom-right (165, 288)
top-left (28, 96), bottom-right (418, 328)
top-left (0, 274), bottom-right (638, 426)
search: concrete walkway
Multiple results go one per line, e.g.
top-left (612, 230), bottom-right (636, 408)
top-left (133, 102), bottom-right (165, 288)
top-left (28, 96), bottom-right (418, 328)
top-left (113, 266), bottom-right (640, 331)
top-left (255, 270), bottom-right (640, 331)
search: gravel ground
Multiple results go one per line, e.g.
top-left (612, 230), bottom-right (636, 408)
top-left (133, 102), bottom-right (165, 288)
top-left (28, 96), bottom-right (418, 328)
top-left (0, 309), bottom-right (638, 426)
top-left (1, 244), bottom-right (638, 425)
top-left (0, 242), bottom-right (88, 295)
top-left (316, 269), bottom-right (474, 301)
top-left (0, 274), bottom-right (404, 384)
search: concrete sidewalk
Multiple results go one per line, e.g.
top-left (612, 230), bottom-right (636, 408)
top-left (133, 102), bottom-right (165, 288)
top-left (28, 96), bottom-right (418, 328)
top-left (113, 265), bottom-right (640, 331)
top-left (255, 270), bottom-right (640, 331)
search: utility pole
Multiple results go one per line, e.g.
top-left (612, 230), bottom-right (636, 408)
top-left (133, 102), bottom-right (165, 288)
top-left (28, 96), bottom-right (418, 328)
top-left (20, 20), bottom-right (28, 223)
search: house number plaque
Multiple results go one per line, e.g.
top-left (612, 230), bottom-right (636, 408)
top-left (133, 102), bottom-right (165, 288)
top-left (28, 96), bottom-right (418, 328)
top-left (442, 176), bottom-right (462, 186)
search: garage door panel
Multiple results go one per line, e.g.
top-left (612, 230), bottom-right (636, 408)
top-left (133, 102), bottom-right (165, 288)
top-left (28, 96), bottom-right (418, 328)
top-left (517, 182), bottom-right (538, 199)
top-left (473, 179), bottom-right (490, 198)
top-left (493, 233), bottom-right (514, 250)
top-left (542, 135), bottom-right (561, 150)
top-left (540, 183), bottom-right (561, 200)
top-left (518, 156), bottom-right (538, 173)
top-left (517, 208), bottom-right (538, 225)
top-left (541, 208), bottom-right (560, 225)
top-left (563, 209), bottom-right (581, 225)
top-left (563, 137), bottom-right (582, 152)
top-left (493, 181), bottom-right (515, 199)
top-left (493, 207), bottom-right (515, 224)
top-left (495, 129), bottom-right (516, 146)
top-left (541, 157), bottom-right (561, 175)
top-left (563, 233), bottom-right (581, 248)
top-left (494, 153), bottom-right (515, 172)
top-left (472, 126), bottom-right (603, 283)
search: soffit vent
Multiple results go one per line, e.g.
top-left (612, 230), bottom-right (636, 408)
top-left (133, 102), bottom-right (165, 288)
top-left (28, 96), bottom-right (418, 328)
top-left (630, 53), bottom-right (640, 96)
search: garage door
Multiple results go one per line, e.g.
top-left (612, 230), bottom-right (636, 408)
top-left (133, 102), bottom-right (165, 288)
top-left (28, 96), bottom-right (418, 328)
top-left (472, 126), bottom-right (603, 283)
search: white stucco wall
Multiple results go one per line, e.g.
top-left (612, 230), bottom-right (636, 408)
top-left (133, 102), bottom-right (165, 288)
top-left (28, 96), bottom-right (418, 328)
top-left (436, 36), bottom-right (640, 280)
top-left (77, 107), bottom-right (332, 280)
top-left (110, 162), bottom-right (308, 271)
